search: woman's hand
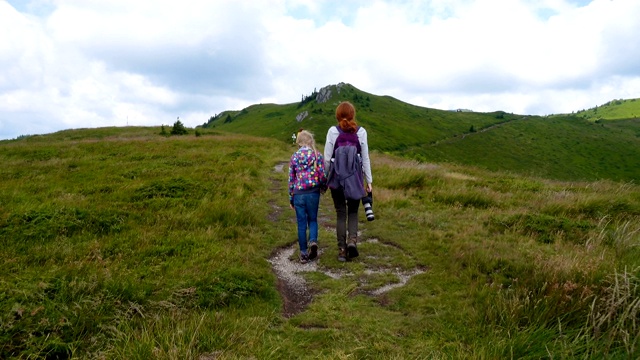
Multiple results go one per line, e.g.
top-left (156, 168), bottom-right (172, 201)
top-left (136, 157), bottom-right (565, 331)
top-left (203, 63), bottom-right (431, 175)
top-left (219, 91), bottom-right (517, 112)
top-left (366, 183), bottom-right (373, 193)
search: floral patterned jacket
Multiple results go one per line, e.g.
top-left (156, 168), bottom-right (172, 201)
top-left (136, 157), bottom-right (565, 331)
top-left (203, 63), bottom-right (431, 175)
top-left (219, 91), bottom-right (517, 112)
top-left (288, 147), bottom-right (327, 202)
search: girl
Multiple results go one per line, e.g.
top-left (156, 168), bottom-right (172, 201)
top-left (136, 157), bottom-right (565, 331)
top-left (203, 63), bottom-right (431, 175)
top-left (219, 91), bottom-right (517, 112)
top-left (324, 102), bottom-right (373, 262)
top-left (288, 130), bottom-right (326, 263)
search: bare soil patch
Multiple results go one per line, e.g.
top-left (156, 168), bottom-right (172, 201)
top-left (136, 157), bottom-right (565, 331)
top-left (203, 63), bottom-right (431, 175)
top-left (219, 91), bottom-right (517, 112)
top-left (268, 245), bottom-right (321, 317)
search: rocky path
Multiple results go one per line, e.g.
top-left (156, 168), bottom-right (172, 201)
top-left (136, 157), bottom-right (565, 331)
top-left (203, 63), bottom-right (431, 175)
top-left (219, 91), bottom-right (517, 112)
top-left (269, 161), bottom-right (425, 318)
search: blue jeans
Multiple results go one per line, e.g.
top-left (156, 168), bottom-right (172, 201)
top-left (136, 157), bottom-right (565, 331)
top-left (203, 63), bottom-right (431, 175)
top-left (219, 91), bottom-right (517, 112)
top-left (293, 192), bottom-right (320, 254)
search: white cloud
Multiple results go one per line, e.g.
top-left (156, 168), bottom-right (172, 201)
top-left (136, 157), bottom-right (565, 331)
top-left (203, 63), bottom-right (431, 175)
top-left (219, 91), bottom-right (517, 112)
top-left (1, 0), bottom-right (640, 140)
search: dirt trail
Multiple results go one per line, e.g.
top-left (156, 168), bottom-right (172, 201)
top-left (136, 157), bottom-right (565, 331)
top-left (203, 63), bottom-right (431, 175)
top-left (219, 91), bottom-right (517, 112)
top-left (269, 161), bottom-right (425, 318)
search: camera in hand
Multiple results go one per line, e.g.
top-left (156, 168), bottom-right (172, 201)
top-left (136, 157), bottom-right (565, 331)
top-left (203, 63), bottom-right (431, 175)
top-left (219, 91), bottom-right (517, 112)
top-left (362, 191), bottom-right (374, 221)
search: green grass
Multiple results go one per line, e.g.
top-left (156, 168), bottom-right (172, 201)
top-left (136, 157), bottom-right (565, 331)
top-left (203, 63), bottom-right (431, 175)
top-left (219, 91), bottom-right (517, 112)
top-left (1, 127), bottom-right (639, 358)
top-left (411, 116), bottom-right (640, 182)
top-left (575, 98), bottom-right (640, 121)
top-left (202, 83), bottom-right (640, 182)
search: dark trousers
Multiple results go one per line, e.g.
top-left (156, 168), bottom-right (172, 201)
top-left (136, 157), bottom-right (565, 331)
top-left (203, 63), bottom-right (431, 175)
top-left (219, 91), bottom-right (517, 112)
top-left (330, 188), bottom-right (360, 249)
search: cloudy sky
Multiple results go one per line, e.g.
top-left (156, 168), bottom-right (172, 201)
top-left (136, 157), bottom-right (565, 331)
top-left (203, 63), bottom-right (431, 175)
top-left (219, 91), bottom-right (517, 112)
top-left (2, 0), bottom-right (639, 140)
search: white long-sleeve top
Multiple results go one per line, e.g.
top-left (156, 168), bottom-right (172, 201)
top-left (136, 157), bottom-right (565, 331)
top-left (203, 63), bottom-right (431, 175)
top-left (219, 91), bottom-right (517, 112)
top-left (323, 126), bottom-right (373, 184)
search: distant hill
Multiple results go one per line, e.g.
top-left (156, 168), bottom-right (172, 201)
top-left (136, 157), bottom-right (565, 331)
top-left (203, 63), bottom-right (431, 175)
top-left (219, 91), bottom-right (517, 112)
top-left (574, 98), bottom-right (640, 121)
top-left (202, 83), bottom-right (514, 151)
top-left (203, 83), bottom-right (640, 182)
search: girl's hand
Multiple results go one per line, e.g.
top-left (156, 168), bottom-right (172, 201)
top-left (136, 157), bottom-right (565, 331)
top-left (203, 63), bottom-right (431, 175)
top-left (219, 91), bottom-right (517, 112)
top-left (366, 183), bottom-right (373, 193)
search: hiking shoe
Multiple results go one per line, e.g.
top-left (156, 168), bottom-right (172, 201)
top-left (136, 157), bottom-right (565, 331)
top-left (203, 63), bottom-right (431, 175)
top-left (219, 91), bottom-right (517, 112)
top-left (308, 242), bottom-right (318, 260)
top-left (300, 253), bottom-right (309, 264)
top-left (347, 239), bottom-right (359, 259)
top-left (337, 248), bottom-right (347, 262)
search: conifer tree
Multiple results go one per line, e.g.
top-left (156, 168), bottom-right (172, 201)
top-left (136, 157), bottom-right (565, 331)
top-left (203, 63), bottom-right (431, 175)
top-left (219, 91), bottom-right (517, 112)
top-left (171, 117), bottom-right (188, 135)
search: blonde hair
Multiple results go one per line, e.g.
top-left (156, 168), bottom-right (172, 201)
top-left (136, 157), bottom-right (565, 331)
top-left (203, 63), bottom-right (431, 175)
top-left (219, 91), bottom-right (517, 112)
top-left (296, 130), bottom-right (316, 149)
top-left (296, 130), bottom-right (320, 162)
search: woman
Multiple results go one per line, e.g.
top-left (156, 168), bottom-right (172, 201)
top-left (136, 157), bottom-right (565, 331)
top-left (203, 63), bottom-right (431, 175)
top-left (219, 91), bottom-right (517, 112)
top-left (324, 101), bottom-right (373, 262)
top-left (288, 130), bottom-right (326, 263)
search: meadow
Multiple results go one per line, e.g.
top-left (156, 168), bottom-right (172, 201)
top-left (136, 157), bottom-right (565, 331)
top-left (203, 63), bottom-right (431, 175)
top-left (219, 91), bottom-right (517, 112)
top-left (1, 126), bottom-right (638, 359)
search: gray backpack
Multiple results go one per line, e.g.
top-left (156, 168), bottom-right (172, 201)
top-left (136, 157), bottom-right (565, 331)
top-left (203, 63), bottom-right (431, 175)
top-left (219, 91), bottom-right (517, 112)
top-left (327, 126), bottom-right (366, 200)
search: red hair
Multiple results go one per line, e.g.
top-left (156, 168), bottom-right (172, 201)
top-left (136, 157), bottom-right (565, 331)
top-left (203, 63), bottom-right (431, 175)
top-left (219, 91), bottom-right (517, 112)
top-left (335, 101), bottom-right (358, 133)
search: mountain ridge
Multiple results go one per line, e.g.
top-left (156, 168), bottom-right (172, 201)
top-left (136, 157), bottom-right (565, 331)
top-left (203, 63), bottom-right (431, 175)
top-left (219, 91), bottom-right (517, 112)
top-left (202, 83), bottom-right (640, 182)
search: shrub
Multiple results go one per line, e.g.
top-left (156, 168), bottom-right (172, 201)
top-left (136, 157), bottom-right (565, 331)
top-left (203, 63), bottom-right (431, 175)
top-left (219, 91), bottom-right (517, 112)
top-left (171, 120), bottom-right (188, 135)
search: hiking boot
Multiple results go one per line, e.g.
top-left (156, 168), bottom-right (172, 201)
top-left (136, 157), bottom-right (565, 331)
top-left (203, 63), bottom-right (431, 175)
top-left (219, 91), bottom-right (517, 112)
top-left (337, 248), bottom-right (347, 262)
top-left (300, 252), bottom-right (309, 264)
top-left (308, 242), bottom-right (318, 260)
top-left (347, 238), bottom-right (359, 259)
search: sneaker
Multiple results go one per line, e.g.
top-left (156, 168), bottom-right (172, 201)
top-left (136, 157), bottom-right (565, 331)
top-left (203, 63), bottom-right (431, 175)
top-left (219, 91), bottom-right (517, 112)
top-left (300, 253), bottom-right (309, 264)
top-left (347, 239), bottom-right (359, 259)
top-left (308, 242), bottom-right (318, 260)
top-left (337, 248), bottom-right (347, 262)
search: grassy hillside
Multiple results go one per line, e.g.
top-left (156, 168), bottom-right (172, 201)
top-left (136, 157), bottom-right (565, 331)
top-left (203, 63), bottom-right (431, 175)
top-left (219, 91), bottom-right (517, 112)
top-left (412, 115), bottom-right (640, 181)
top-left (1, 127), bottom-right (639, 358)
top-left (203, 83), bottom-right (516, 153)
top-left (203, 83), bottom-right (640, 182)
top-left (575, 98), bottom-right (640, 121)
